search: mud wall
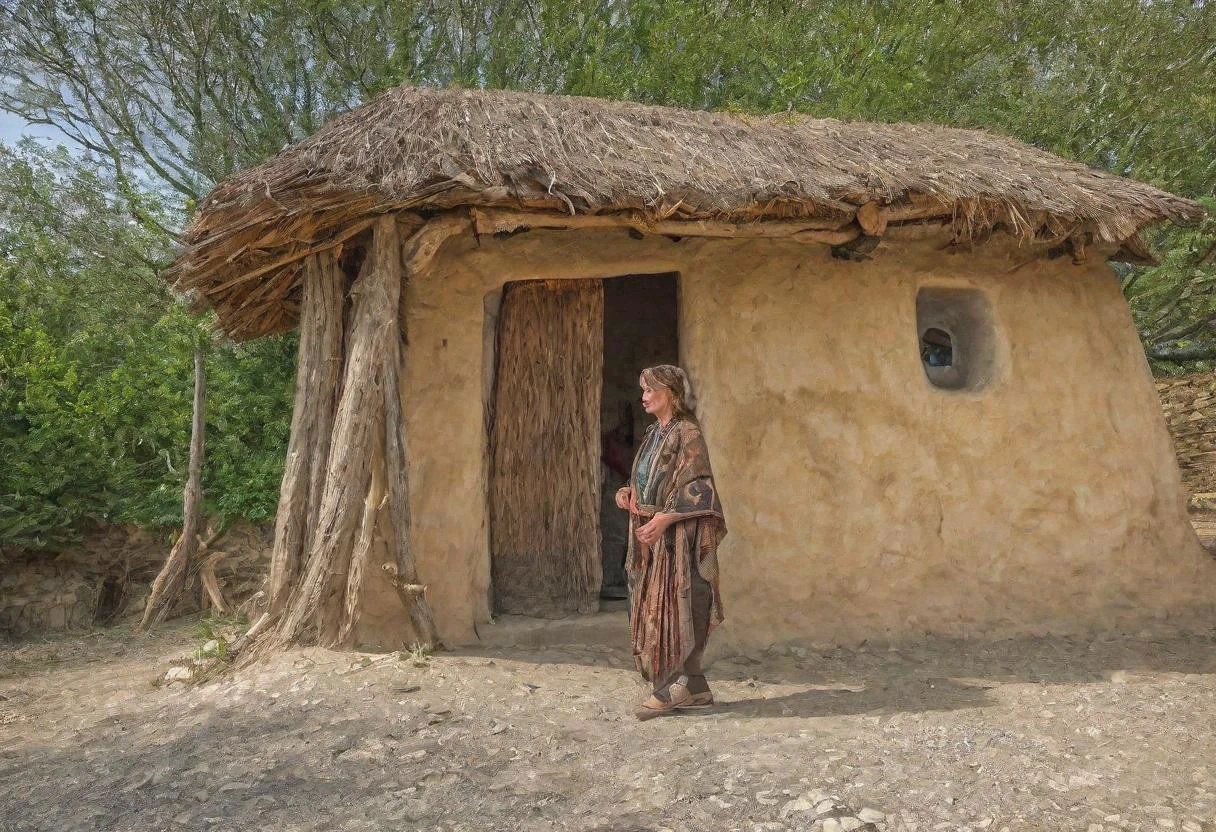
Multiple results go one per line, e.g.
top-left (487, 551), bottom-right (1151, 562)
top-left (404, 228), bottom-right (1215, 648)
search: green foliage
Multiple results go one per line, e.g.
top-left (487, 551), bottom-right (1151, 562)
top-left (1129, 198), bottom-right (1216, 375)
top-left (0, 142), bottom-right (294, 549)
top-left (203, 335), bottom-right (296, 523)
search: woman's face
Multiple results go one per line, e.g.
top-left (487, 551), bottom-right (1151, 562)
top-left (640, 376), bottom-right (672, 417)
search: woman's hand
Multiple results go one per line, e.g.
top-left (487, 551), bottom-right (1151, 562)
top-left (615, 486), bottom-right (635, 511)
top-left (636, 513), bottom-right (674, 547)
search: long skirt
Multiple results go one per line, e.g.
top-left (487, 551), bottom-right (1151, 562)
top-left (627, 516), bottom-right (719, 691)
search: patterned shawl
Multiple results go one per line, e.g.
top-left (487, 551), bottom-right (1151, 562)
top-left (621, 418), bottom-right (726, 685)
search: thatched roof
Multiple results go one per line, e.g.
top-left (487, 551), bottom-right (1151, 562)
top-left (168, 85), bottom-right (1204, 340)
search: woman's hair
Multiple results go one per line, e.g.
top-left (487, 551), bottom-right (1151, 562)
top-left (640, 365), bottom-right (698, 422)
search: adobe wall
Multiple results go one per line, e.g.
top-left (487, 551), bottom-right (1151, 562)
top-left (404, 227), bottom-right (1216, 648)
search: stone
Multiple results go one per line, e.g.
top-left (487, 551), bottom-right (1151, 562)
top-left (202, 640), bottom-right (220, 655)
top-left (858, 808), bottom-right (886, 824)
top-left (1181, 822), bottom-right (1201, 832)
top-left (780, 797), bottom-right (814, 818)
top-left (122, 773), bottom-right (154, 793)
top-left (822, 820), bottom-right (844, 832)
top-left (841, 818), bottom-right (864, 831)
top-left (165, 666), bottom-right (192, 683)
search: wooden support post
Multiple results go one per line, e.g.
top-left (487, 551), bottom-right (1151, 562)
top-left (265, 214), bottom-right (439, 652)
top-left (235, 214), bottom-right (441, 659)
top-left (267, 251), bottom-right (345, 614)
top-left (274, 216), bottom-right (401, 648)
top-left (381, 303), bottom-right (440, 648)
top-left (138, 348), bottom-right (206, 632)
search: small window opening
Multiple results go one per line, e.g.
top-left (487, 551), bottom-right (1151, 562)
top-left (920, 327), bottom-right (953, 368)
top-left (916, 287), bottom-right (996, 391)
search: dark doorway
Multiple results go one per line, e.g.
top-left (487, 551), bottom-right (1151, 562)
top-left (487, 273), bottom-right (678, 616)
top-left (599, 273), bottom-right (679, 600)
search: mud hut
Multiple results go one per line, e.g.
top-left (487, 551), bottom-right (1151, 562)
top-left (168, 85), bottom-right (1215, 652)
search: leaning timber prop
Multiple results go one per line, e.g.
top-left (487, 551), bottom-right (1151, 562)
top-left (236, 215), bottom-right (438, 663)
top-left (138, 348), bottom-right (207, 632)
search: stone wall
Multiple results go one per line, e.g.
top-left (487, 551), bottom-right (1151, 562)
top-left (0, 561), bottom-right (100, 633)
top-left (0, 523), bottom-right (273, 637)
top-left (1156, 374), bottom-right (1216, 498)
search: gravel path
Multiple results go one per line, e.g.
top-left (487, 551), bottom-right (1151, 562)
top-left (2, 619), bottom-right (1216, 831)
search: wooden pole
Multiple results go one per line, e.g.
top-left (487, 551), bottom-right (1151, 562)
top-left (138, 347), bottom-right (206, 632)
top-left (244, 214), bottom-right (440, 658)
top-left (381, 315), bottom-right (440, 647)
top-left (273, 216), bottom-right (403, 648)
top-left (267, 251), bottom-right (345, 614)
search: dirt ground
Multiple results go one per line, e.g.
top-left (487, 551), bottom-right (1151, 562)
top-left (3, 615), bottom-right (1216, 832)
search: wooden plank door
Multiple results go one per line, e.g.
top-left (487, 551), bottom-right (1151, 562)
top-left (490, 279), bottom-right (604, 616)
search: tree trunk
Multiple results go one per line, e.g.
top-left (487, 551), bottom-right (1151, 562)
top-left (267, 251), bottom-right (345, 613)
top-left (270, 215), bottom-right (441, 650)
top-left (234, 215), bottom-right (440, 661)
top-left (1148, 344), bottom-right (1216, 362)
top-left (138, 347), bottom-right (206, 632)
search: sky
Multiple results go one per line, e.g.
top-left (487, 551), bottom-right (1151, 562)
top-left (0, 109), bottom-right (72, 147)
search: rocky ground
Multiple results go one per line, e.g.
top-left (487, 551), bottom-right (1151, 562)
top-left (3, 616), bottom-right (1216, 832)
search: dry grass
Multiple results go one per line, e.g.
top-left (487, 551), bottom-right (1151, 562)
top-left (166, 85), bottom-right (1205, 340)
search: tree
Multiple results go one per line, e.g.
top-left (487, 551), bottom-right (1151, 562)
top-left (0, 140), bottom-right (293, 550)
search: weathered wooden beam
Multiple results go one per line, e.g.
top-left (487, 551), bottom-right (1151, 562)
top-left (267, 250), bottom-right (345, 614)
top-left (469, 207), bottom-right (856, 245)
top-left (857, 201), bottom-right (888, 236)
top-left (404, 212), bottom-right (472, 275)
top-left (382, 315), bottom-right (440, 648)
top-left (274, 216), bottom-right (402, 648)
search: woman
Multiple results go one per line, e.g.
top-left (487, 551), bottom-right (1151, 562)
top-left (615, 365), bottom-right (726, 720)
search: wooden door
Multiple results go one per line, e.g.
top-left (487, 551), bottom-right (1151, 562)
top-left (490, 280), bottom-right (604, 615)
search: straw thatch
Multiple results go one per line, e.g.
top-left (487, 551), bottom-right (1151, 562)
top-left (167, 85), bottom-right (1205, 341)
top-left (490, 279), bottom-right (604, 616)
